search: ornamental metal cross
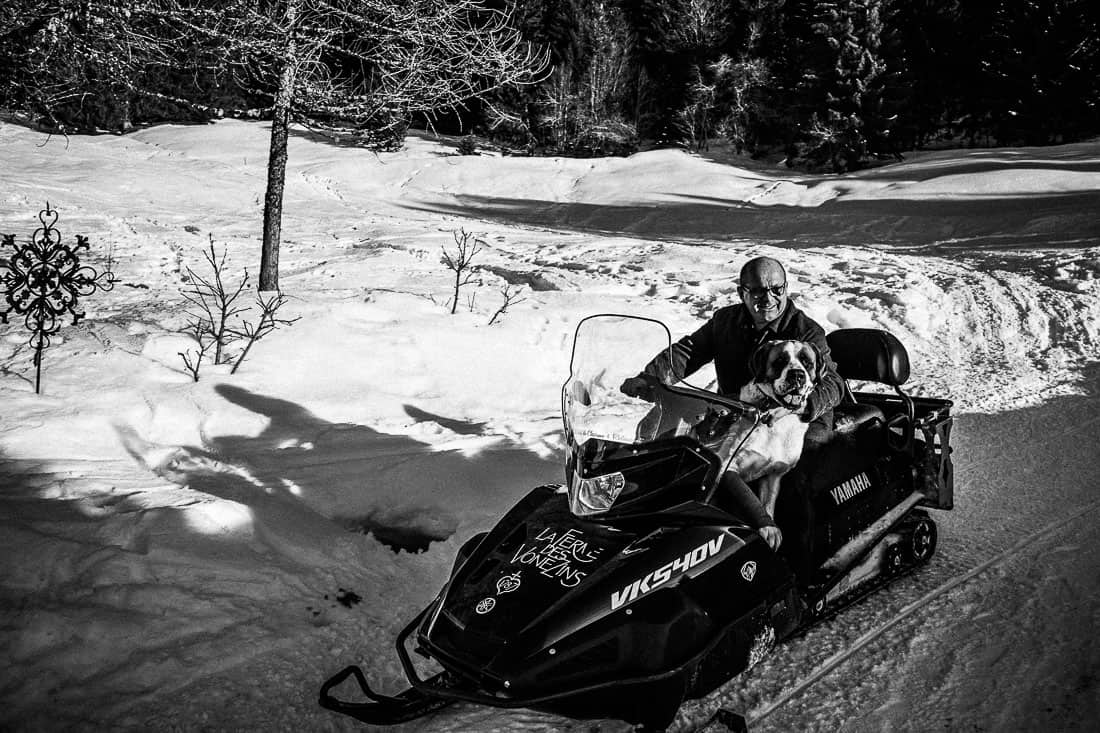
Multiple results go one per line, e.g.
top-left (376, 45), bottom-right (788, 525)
top-left (1, 204), bottom-right (116, 393)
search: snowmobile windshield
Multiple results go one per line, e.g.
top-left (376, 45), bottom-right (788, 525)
top-left (562, 315), bottom-right (759, 516)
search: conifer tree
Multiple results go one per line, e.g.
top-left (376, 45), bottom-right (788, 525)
top-left (974, 0), bottom-right (1100, 145)
top-left (507, 0), bottom-right (594, 147)
top-left (796, 0), bottom-right (888, 170)
top-left (710, 0), bottom-right (787, 154)
top-left (878, 0), bottom-right (963, 150)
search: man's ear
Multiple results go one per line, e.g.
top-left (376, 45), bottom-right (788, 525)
top-left (749, 342), bottom-right (773, 379)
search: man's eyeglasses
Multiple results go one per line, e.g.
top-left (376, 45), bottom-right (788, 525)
top-left (739, 284), bottom-right (787, 298)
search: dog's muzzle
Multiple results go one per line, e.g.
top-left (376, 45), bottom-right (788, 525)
top-left (785, 368), bottom-right (808, 390)
top-left (774, 367), bottom-right (812, 407)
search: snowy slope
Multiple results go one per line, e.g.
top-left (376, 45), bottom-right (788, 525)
top-left (0, 120), bottom-right (1098, 731)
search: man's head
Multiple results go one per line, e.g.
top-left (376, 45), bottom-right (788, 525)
top-left (739, 257), bottom-right (788, 328)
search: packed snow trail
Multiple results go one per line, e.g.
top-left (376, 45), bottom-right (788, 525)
top-left (686, 367), bottom-right (1100, 733)
top-left (745, 498), bottom-right (1100, 730)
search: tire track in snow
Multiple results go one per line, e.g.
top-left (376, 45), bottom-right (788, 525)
top-left (924, 258), bottom-right (1096, 412)
top-left (927, 264), bottom-right (1014, 400)
top-left (723, 370), bottom-right (1100, 731)
top-left (743, 497), bottom-right (1100, 729)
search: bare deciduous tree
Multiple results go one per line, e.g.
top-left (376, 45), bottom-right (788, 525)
top-left (2, 1), bottom-right (547, 292)
top-left (175, 0), bottom-right (548, 290)
top-left (0, 2), bottom-right (189, 131)
top-left (178, 318), bottom-right (215, 382)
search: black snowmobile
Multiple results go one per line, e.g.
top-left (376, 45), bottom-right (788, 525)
top-left (320, 315), bottom-right (954, 729)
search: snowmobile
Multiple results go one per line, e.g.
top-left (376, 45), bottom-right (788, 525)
top-left (320, 315), bottom-right (955, 729)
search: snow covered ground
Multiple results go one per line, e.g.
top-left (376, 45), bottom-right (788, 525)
top-left (1, 119), bottom-right (1098, 732)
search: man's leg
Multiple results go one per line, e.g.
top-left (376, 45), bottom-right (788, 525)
top-left (801, 417), bottom-right (833, 462)
top-left (715, 470), bottom-right (773, 530)
top-left (781, 417), bottom-right (834, 586)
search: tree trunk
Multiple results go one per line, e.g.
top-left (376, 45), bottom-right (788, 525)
top-left (260, 96), bottom-right (289, 291)
top-left (259, 0), bottom-right (299, 292)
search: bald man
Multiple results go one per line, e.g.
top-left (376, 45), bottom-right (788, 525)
top-left (629, 256), bottom-right (843, 425)
top-left (622, 256), bottom-right (844, 553)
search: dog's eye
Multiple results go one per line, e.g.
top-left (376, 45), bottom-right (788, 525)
top-left (797, 348), bottom-right (817, 372)
top-left (773, 351), bottom-right (792, 373)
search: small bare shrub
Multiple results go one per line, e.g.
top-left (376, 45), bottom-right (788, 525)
top-left (180, 238), bottom-right (250, 368)
top-left (179, 318), bottom-right (215, 382)
top-left (227, 291), bottom-right (299, 374)
top-left (440, 228), bottom-right (484, 314)
top-left (487, 283), bottom-right (526, 325)
top-left (178, 237), bottom-right (298, 380)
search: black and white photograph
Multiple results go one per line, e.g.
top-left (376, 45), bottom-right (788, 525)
top-left (1, 1), bottom-right (1098, 731)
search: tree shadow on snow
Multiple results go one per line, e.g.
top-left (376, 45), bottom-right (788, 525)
top-left (404, 188), bottom-right (1100, 252)
top-left (116, 384), bottom-right (561, 553)
top-left (287, 125), bottom-right (458, 156)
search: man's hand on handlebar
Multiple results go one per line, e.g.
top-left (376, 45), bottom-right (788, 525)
top-left (620, 374), bottom-right (659, 402)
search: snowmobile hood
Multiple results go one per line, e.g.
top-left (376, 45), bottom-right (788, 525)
top-left (418, 486), bottom-right (756, 691)
top-left (423, 488), bottom-right (633, 655)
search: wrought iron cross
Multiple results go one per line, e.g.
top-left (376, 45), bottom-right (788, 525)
top-left (1, 203), bottom-right (116, 393)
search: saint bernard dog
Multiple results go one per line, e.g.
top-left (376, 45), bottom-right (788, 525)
top-left (728, 339), bottom-right (822, 520)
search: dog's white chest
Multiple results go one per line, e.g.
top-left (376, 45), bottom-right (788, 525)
top-left (728, 414), bottom-right (808, 480)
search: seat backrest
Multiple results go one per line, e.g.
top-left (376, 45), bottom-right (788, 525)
top-left (825, 328), bottom-right (910, 386)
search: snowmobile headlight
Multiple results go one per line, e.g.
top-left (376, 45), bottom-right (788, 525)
top-left (569, 470), bottom-right (626, 516)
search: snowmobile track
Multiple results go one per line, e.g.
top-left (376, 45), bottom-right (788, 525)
top-left (742, 497), bottom-right (1100, 728)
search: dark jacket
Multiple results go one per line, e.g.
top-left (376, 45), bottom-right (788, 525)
top-left (642, 301), bottom-right (844, 425)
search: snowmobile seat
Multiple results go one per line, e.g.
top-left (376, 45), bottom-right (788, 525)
top-left (832, 402), bottom-right (885, 434)
top-left (826, 328), bottom-right (915, 449)
top-left (826, 328), bottom-right (910, 386)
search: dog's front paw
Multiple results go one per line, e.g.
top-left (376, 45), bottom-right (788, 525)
top-left (758, 525), bottom-right (782, 551)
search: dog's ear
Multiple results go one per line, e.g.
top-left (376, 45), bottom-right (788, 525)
top-left (749, 342), bottom-right (774, 380)
top-left (802, 342), bottom-right (824, 384)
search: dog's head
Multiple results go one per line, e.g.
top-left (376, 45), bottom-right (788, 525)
top-left (748, 340), bottom-right (821, 410)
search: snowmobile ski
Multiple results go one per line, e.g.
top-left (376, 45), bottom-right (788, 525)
top-left (318, 665), bottom-right (453, 724)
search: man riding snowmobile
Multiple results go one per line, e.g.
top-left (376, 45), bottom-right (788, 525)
top-left (319, 314), bottom-right (954, 730)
